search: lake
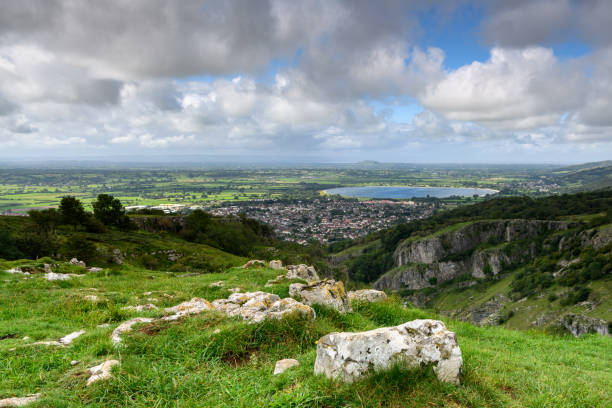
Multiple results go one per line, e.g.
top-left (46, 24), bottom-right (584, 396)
top-left (324, 186), bottom-right (498, 199)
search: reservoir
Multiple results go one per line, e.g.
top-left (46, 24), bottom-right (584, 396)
top-left (324, 186), bottom-right (498, 199)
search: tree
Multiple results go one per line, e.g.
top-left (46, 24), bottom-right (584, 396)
top-left (186, 209), bottom-right (212, 233)
top-left (28, 208), bottom-right (61, 236)
top-left (60, 196), bottom-right (86, 231)
top-left (92, 194), bottom-right (125, 226)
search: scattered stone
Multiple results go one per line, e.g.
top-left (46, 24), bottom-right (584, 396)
top-left (84, 295), bottom-right (100, 302)
top-left (45, 272), bottom-right (78, 281)
top-left (70, 360), bottom-right (79, 366)
top-left (289, 279), bottom-right (352, 313)
top-left (43, 263), bottom-right (52, 274)
top-left (286, 264), bottom-right (320, 282)
top-left (241, 260), bottom-right (266, 269)
top-left (5, 268), bottom-right (28, 275)
top-left (228, 287), bottom-right (242, 293)
top-left (347, 289), bottom-right (388, 303)
top-left (69, 258), bottom-right (86, 268)
top-left (0, 394), bottom-right (40, 407)
top-left (558, 313), bottom-right (609, 337)
top-left (59, 330), bottom-right (85, 346)
top-left (163, 298), bottom-right (214, 321)
top-left (122, 304), bottom-right (158, 312)
top-left (112, 249), bottom-right (124, 265)
top-left (111, 317), bottom-right (154, 344)
top-left (209, 281), bottom-right (225, 287)
top-left (30, 340), bottom-right (64, 347)
top-left (97, 323), bottom-right (110, 328)
top-left (213, 328), bottom-right (221, 334)
top-left (22, 336), bottom-right (30, 341)
top-left (211, 291), bottom-right (315, 323)
top-left (274, 358), bottom-right (299, 375)
top-left (314, 319), bottom-right (463, 384)
top-left (143, 291), bottom-right (153, 296)
top-left (88, 267), bottom-right (103, 273)
top-left (87, 360), bottom-right (120, 386)
top-left (269, 260), bottom-right (284, 270)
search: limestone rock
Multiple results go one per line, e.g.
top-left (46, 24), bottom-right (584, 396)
top-left (122, 304), bottom-right (158, 312)
top-left (347, 289), bottom-right (387, 303)
top-left (163, 298), bottom-right (214, 321)
top-left (88, 267), bottom-right (104, 273)
top-left (286, 264), bottom-right (320, 282)
top-left (87, 360), bottom-right (120, 386)
top-left (228, 287), bottom-right (242, 293)
top-left (112, 248), bottom-right (124, 265)
top-left (111, 317), bottom-right (154, 344)
top-left (558, 313), bottom-right (609, 337)
top-left (241, 260), bottom-right (265, 269)
top-left (314, 319), bottom-right (462, 384)
top-left (43, 263), bottom-right (52, 273)
top-left (5, 268), bottom-right (28, 275)
top-left (69, 258), bottom-right (86, 267)
top-left (209, 281), bottom-right (225, 287)
top-left (59, 330), bottom-right (85, 346)
top-left (269, 260), bottom-right (284, 270)
top-left (45, 272), bottom-right (77, 281)
top-left (274, 358), bottom-right (299, 375)
top-left (0, 394), bottom-right (40, 407)
top-left (212, 291), bottom-right (315, 323)
top-left (289, 279), bottom-right (352, 313)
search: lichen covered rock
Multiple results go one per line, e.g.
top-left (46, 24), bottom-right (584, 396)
top-left (286, 264), bottom-right (320, 281)
top-left (289, 279), bottom-right (352, 313)
top-left (314, 319), bottom-right (462, 384)
top-left (111, 317), bottom-right (154, 344)
top-left (347, 289), bottom-right (387, 303)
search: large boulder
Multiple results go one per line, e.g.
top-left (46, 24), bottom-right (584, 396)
top-left (314, 319), bottom-right (462, 384)
top-left (286, 264), bottom-right (320, 281)
top-left (347, 289), bottom-right (387, 303)
top-left (289, 279), bottom-right (352, 314)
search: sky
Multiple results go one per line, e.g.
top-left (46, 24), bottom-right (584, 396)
top-left (0, 0), bottom-right (611, 164)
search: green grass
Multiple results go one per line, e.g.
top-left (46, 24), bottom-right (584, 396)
top-left (0, 261), bottom-right (610, 407)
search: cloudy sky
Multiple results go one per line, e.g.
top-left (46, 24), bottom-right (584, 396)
top-left (1, 0), bottom-right (611, 163)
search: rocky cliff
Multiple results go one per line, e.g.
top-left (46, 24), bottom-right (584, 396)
top-left (374, 220), bottom-right (570, 291)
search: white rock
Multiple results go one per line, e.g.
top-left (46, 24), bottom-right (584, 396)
top-left (274, 358), bottom-right (299, 375)
top-left (111, 317), bottom-right (154, 344)
top-left (69, 258), bottom-right (86, 267)
top-left (43, 263), bottom-right (52, 273)
top-left (212, 292), bottom-right (315, 324)
top-left (289, 280), bottom-right (352, 314)
top-left (30, 340), bottom-right (64, 347)
top-left (241, 260), bottom-right (265, 268)
top-left (314, 319), bottom-right (462, 385)
top-left (209, 281), bottom-right (225, 287)
top-left (163, 298), bottom-right (214, 321)
top-left (70, 360), bottom-right (79, 366)
top-left (87, 360), bottom-right (120, 386)
top-left (84, 295), bottom-right (100, 302)
top-left (122, 304), bottom-right (158, 312)
top-left (88, 267), bottom-right (103, 273)
top-left (269, 260), bottom-right (284, 270)
top-left (59, 330), bottom-right (85, 346)
top-left (97, 323), bottom-right (110, 328)
top-left (347, 289), bottom-right (388, 303)
top-left (286, 264), bottom-right (320, 281)
top-left (0, 394), bottom-right (40, 407)
top-left (45, 272), bottom-right (78, 281)
top-left (228, 287), bottom-right (242, 293)
top-left (5, 268), bottom-right (28, 275)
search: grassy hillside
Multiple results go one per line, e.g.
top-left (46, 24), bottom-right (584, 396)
top-left (0, 261), bottom-right (610, 407)
top-left (551, 161), bottom-right (612, 191)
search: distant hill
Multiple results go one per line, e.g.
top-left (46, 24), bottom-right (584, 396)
top-left (551, 160), bottom-right (612, 190)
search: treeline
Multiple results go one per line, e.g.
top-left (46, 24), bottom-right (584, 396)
top-left (339, 189), bottom-right (612, 284)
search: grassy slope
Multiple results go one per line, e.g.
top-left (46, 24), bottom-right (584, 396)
top-left (0, 264), bottom-right (610, 407)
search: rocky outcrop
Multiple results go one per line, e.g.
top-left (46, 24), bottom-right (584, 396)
top-left (212, 291), bottom-right (315, 323)
top-left (375, 220), bottom-right (569, 291)
top-left (241, 260), bottom-right (266, 269)
top-left (111, 317), bottom-right (154, 344)
top-left (290, 280), bottom-right (352, 313)
top-left (347, 289), bottom-right (387, 303)
top-left (558, 313), bottom-right (609, 337)
top-left (314, 319), bottom-right (462, 384)
top-left (87, 360), bottom-right (120, 386)
top-left (274, 358), bottom-right (299, 375)
top-left (286, 264), bottom-right (320, 281)
top-left (163, 298), bottom-right (214, 321)
top-left (469, 295), bottom-right (507, 326)
top-left (69, 258), bottom-right (86, 267)
top-left (0, 394), bottom-right (40, 407)
top-left (269, 260), bottom-right (283, 270)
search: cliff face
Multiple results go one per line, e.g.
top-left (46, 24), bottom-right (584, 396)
top-left (374, 220), bottom-right (569, 291)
